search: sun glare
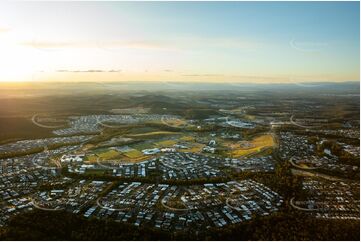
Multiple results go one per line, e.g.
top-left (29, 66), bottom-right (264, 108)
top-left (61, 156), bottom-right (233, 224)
top-left (0, 32), bottom-right (40, 82)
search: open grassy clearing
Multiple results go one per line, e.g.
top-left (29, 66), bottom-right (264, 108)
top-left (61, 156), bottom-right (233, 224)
top-left (227, 134), bottom-right (275, 158)
top-left (97, 149), bottom-right (122, 160)
top-left (84, 154), bottom-right (97, 162)
top-left (84, 169), bottom-right (107, 175)
top-left (132, 142), bottom-right (154, 150)
top-left (155, 139), bottom-right (177, 147)
top-left (243, 114), bottom-right (256, 121)
top-left (179, 135), bottom-right (195, 142)
top-left (126, 131), bottom-right (179, 138)
top-left (127, 126), bottom-right (159, 134)
top-left (123, 149), bottom-right (144, 159)
top-left (179, 143), bottom-right (206, 153)
top-left (162, 118), bottom-right (187, 127)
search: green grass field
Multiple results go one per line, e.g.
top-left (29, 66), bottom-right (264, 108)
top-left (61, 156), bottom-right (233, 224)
top-left (96, 149), bottom-right (121, 160)
top-left (123, 149), bottom-right (144, 158)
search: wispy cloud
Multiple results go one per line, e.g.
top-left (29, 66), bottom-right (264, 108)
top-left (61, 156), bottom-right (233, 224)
top-left (0, 27), bottom-right (10, 33)
top-left (22, 41), bottom-right (77, 49)
top-left (107, 69), bottom-right (122, 73)
top-left (21, 36), bottom-right (262, 52)
top-left (205, 38), bottom-right (262, 50)
top-left (98, 40), bottom-right (174, 51)
top-left (182, 74), bottom-right (224, 77)
top-left (56, 69), bottom-right (122, 73)
top-left (22, 40), bottom-right (176, 51)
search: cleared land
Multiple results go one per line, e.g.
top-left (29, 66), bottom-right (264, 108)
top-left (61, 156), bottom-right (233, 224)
top-left (85, 146), bottom-right (146, 163)
top-left (96, 149), bottom-right (121, 160)
top-left (122, 149), bottom-right (144, 159)
top-left (127, 131), bottom-right (179, 138)
top-left (156, 139), bottom-right (177, 147)
top-left (228, 134), bottom-right (275, 158)
top-left (179, 143), bottom-right (206, 153)
top-left (179, 135), bottom-right (195, 142)
top-left (161, 118), bottom-right (187, 128)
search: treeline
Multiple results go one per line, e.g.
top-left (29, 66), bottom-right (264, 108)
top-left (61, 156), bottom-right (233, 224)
top-left (86, 122), bottom-right (181, 146)
top-left (38, 182), bottom-right (73, 192)
top-left (61, 166), bottom-right (231, 185)
top-left (164, 176), bottom-right (230, 186)
top-left (182, 108), bottom-right (219, 120)
top-left (0, 209), bottom-right (359, 240)
top-left (62, 167), bottom-right (157, 183)
top-left (0, 210), bottom-right (170, 241)
top-left (204, 211), bottom-right (360, 241)
top-left (229, 161), bottom-right (306, 200)
top-left (317, 139), bottom-right (359, 166)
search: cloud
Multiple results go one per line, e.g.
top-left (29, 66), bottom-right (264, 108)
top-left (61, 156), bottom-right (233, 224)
top-left (22, 40), bottom-right (176, 51)
top-left (22, 41), bottom-right (76, 49)
top-left (207, 38), bottom-right (262, 50)
top-left (171, 36), bottom-right (262, 51)
top-left (56, 69), bottom-right (121, 73)
top-left (289, 38), bottom-right (328, 53)
top-left (96, 40), bottom-right (178, 52)
top-left (0, 27), bottom-right (10, 33)
top-left (107, 69), bottom-right (122, 73)
top-left (181, 74), bottom-right (224, 77)
top-left (21, 36), bottom-right (261, 52)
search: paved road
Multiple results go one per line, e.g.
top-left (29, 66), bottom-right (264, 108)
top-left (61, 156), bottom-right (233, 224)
top-left (161, 115), bottom-right (186, 128)
top-left (31, 114), bottom-right (65, 129)
top-left (160, 197), bottom-right (191, 212)
top-left (96, 197), bottom-right (129, 211)
top-left (288, 158), bottom-right (318, 170)
top-left (31, 199), bottom-right (64, 211)
top-left (290, 115), bottom-right (321, 129)
top-left (291, 168), bottom-right (343, 181)
top-left (289, 197), bottom-right (319, 212)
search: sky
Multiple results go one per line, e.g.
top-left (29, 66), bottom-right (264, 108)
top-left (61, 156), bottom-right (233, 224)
top-left (0, 1), bottom-right (359, 83)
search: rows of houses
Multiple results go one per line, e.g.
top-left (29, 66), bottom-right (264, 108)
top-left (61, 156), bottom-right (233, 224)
top-left (32, 180), bottom-right (111, 213)
top-left (158, 152), bottom-right (224, 180)
top-left (91, 180), bottom-right (283, 230)
top-left (0, 135), bottom-right (93, 156)
top-left (53, 114), bottom-right (179, 136)
top-left (224, 156), bottom-right (275, 172)
top-left (0, 154), bottom-right (70, 226)
top-left (293, 178), bottom-right (359, 220)
top-left (279, 132), bottom-right (358, 175)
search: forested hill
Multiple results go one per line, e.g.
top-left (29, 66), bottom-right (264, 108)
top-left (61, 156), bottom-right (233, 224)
top-left (0, 209), bottom-right (359, 241)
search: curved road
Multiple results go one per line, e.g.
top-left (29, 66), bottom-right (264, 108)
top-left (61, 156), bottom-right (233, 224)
top-left (290, 115), bottom-right (321, 129)
top-left (31, 199), bottom-right (64, 211)
top-left (161, 115), bottom-right (186, 129)
top-left (96, 116), bottom-right (126, 129)
top-left (288, 157), bottom-right (318, 170)
top-left (31, 114), bottom-right (65, 129)
top-left (96, 197), bottom-right (129, 212)
top-left (160, 197), bottom-right (191, 212)
top-left (289, 197), bottom-right (320, 212)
